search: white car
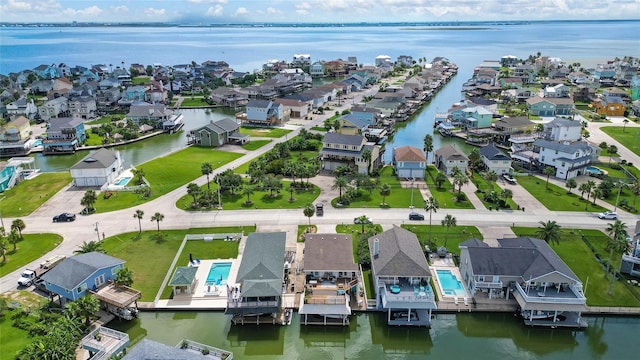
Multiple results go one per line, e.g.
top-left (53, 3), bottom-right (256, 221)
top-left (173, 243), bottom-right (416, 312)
top-left (597, 211), bottom-right (618, 220)
top-left (502, 173), bottom-right (517, 184)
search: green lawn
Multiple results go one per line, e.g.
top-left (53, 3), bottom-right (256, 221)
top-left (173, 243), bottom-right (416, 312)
top-left (241, 140), bottom-right (271, 151)
top-left (512, 227), bottom-right (640, 307)
top-left (310, 126), bottom-right (327, 132)
top-left (0, 291), bottom-right (48, 359)
top-left (101, 226), bottom-right (252, 302)
top-left (425, 166), bottom-right (475, 209)
top-left (176, 179), bottom-right (320, 210)
top-left (596, 162), bottom-right (640, 180)
top-left (0, 233), bottom-right (63, 277)
top-left (334, 166), bottom-right (418, 208)
top-left (0, 172), bottom-right (71, 217)
top-left (84, 132), bottom-right (106, 146)
top-left (517, 175), bottom-right (608, 212)
top-left (239, 127), bottom-right (293, 138)
top-left (93, 147), bottom-right (243, 213)
top-left (401, 224), bottom-right (483, 255)
top-left (131, 76), bottom-right (151, 85)
top-left (471, 173), bottom-right (519, 210)
top-left (601, 126), bottom-right (640, 157)
top-left (297, 225), bottom-right (316, 242)
top-left (85, 114), bottom-right (124, 125)
top-left (180, 97), bottom-right (210, 107)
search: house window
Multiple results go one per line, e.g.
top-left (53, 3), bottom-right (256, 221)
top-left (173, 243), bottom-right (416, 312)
top-left (562, 162), bottom-right (565, 167)
top-left (95, 274), bottom-right (105, 288)
top-left (478, 275), bottom-right (484, 282)
top-left (77, 284), bottom-right (87, 293)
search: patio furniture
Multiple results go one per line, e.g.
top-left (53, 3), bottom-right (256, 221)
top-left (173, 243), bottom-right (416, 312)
top-left (390, 285), bottom-right (401, 294)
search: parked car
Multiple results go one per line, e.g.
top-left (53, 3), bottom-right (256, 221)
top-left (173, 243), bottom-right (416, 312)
top-left (52, 213), bottom-right (76, 222)
top-left (597, 211), bottom-right (618, 220)
top-left (409, 212), bottom-right (425, 220)
top-left (315, 203), bottom-right (324, 216)
top-left (354, 217), bottom-right (372, 224)
top-left (502, 173), bottom-right (517, 184)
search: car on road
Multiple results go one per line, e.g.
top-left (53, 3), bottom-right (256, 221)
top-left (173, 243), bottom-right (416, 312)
top-left (597, 211), bottom-right (618, 220)
top-left (52, 213), bottom-right (76, 222)
top-left (502, 173), bottom-right (517, 184)
top-left (409, 212), bottom-right (425, 220)
top-left (354, 216), bottom-right (373, 224)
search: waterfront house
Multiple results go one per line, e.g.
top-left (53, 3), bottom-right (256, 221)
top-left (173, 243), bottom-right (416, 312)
top-left (533, 139), bottom-right (596, 179)
top-left (41, 252), bottom-right (125, 304)
top-left (225, 232), bottom-right (286, 325)
top-left (39, 96), bottom-right (69, 121)
top-left (189, 118), bottom-right (247, 147)
top-left (337, 114), bottom-right (369, 135)
top-left (541, 118), bottom-right (582, 142)
top-left (42, 115), bottom-right (86, 154)
top-left (459, 237), bottom-right (587, 328)
top-left (70, 148), bottom-right (123, 188)
top-left (450, 105), bottom-right (492, 129)
top-left (594, 63), bottom-right (616, 80)
top-left (210, 87), bottom-right (249, 108)
top-left (493, 116), bottom-right (535, 135)
top-left (526, 97), bottom-right (574, 117)
top-left (349, 106), bottom-right (382, 126)
top-left (126, 102), bottom-right (182, 130)
top-left (121, 338), bottom-right (232, 360)
top-left (434, 144), bottom-right (469, 175)
top-left (0, 116), bottom-right (32, 157)
top-left (369, 226), bottom-right (437, 327)
top-left (513, 64), bottom-right (536, 84)
top-left (392, 146), bottom-right (427, 180)
top-left (239, 99), bottom-right (285, 126)
top-left (68, 94), bottom-right (97, 119)
top-left (299, 233), bottom-right (360, 326)
top-left (274, 98), bottom-right (310, 119)
top-left (478, 144), bottom-right (511, 175)
top-left (620, 221), bottom-right (640, 278)
top-left (319, 132), bottom-right (382, 174)
top-left (310, 61), bottom-right (325, 77)
top-left (592, 96), bottom-right (626, 116)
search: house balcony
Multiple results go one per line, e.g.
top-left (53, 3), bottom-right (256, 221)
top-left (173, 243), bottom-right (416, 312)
top-left (379, 281), bottom-right (436, 310)
top-left (474, 280), bottom-right (503, 289)
top-left (512, 282), bottom-right (586, 311)
top-left (81, 326), bottom-right (129, 360)
top-left (225, 296), bottom-right (281, 315)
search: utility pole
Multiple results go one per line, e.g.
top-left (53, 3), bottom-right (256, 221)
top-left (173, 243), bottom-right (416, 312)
top-left (94, 222), bottom-right (101, 242)
top-left (217, 177), bottom-right (223, 210)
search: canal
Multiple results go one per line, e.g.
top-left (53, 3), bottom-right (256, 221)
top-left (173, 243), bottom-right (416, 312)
top-left (108, 311), bottom-right (638, 359)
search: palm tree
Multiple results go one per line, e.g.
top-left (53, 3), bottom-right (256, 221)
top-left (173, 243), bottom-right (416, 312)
top-left (74, 240), bottom-right (106, 254)
top-left (115, 268), bottom-right (134, 287)
top-left (362, 148), bottom-right (372, 175)
top-left (608, 145), bottom-right (617, 164)
top-left (242, 184), bottom-right (255, 205)
top-left (66, 294), bottom-right (100, 327)
top-left (631, 181), bottom-right (640, 207)
top-left (622, 118), bottom-right (629, 132)
top-left (332, 176), bottom-right (349, 203)
top-left (187, 183), bottom-right (201, 208)
top-left (132, 168), bottom-right (145, 185)
top-left (11, 218), bottom-right (25, 239)
top-left (151, 212), bottom-right (164, 232)
top-left (8, 229), bottom-right (19, 252)
top-left (303, 204), bottom-right (315, 226)
top-left (578, 182), bottom-right (590, 200)
top-left (355, 215), bottom-right (370, 233)
top-left (287, 183), bottom-right (296, 202)
top-left (441, 214), bottom-right (457, 248)
top-left (435, 172), bottom-right (447, 190)
top-left (81, 190), bottom-right (97, 213)
top-left (543, 166), bottom-right (555, 189)
top-left (423, 134), bottom-right (433, 163)
top-left (0, 238), bottom-right (8, 264)
top-left (500, 188), bottom-right (513, 206)
top-left (592, 188), bottom-right (602, 205)
top-left (565, 178), bottom-right (577, 194)
top-left (133, 209), bottom-right (144, 234)
top-left (453, 172), bottom-right (469, 196)
top-left (605, 220), bottom-right (627, 281)
top-left (424, 196), bottom-right (440, 242)
top-left (379, 183), bottom-right (391, 206)
top-left (484, 171), bottom-right (498, 191)
top-left (535, 220), bottom-right (562, 246)
top-left (201, 162), bottom-right (213, 190)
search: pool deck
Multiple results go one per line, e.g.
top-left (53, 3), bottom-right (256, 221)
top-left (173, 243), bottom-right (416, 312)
top-left (429, 254), bottom-right (471, 304)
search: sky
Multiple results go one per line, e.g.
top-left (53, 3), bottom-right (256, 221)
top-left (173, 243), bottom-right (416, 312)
top-left (0, 0), bottom-right (638, 24)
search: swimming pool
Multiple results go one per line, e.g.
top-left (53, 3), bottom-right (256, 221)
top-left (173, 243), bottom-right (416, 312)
top-left (32, 139), bottom-right (43, 147)
top-left (115, 177), bottom-right (132, 186)
top-left (586, 166), bottom-right (603, 175)
top-left (206, 262), bottom-right (232, 286)
top-left (435, 269), bottom-right (467, 297)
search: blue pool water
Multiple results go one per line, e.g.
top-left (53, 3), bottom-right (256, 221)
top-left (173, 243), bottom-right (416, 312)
top-left (206, 262), bottom-right (232, 285)
top-left (436, 269), bottom-right (466, 297)
top-left (32, 139), bottom-right (42, 147)
top-left (115, 177), bottom-right (132, 186)
top-left (586, 166), bottom-right (603, 174)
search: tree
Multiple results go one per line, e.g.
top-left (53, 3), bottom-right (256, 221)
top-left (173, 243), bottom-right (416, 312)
top-left (362, 148), bottom-right (372, 175)
top-left (500, 188), bottom-right (513, 206)
top-left (623, 118), bottom-right (629, 132)
top-left (151, 212), bottom-right (164, 232)
top-left (355, 215), bottom-right (370, 233)
top-left (11, 218), bottom-right (25, 239)
top-left (379, 183), bottom-right (391, 205)
top-left (287, 183), bottom-right (296, 202)
top-left (0, 238), bottom-right (8, 264)
top-left (424, 196), bottom-right (440, 242)
top-left (592, 187), bottom-right (602, 205)
top-left (453, 172), bottom-right (469, 196)
top-left (631, 181), bottom-right (640, 207)
top-left (201, 162), bottom-right (213, 190)
top-left (132, 168), bottom-right (145, 185)
top-left (115, 267), bottom-right (134, 287)
top-left (543, 166), bottom-right (555, 189)
top-left (441, 214), bottom-right (457, 248)
top-left (187, 182), bottom-right (201, 208)
top-left (81, 190), bottom-right (97, 213)
top-left (66, 294), bottom-right (100, 327)
top-left (435, 172), bottom-right (447, 190)
top-left (133, 209), bottom-right (144, 234)
top-left (263, 175), bottom-right (282, 197)
top-left (242, 184), bottom-right (255, 205)
top-left (605, 220), bottom-right (627, 282)
top-left (565, 178), bottom-right (577, 194)
top-left (423, 134), bottom-right (433, 163)
top-left (332, 176), bottom-right (349, 203)
top-left (303, 203), bottom-right (315, 226)
top-left (483, 171), bottom-right (498, 191)
top-left (578, 182), bottom-right (590, 200)
top-left (8, 229), bottom-right (19, 252)
top-left (74, 240), bottom-right (106, 254)
top-left (598, 141), bottom-right (608, 152)
top-left (467, 148), bottom-right (482, 172)
top-left (608, 145), bottom-right (617, 164)
top-left (535, 220), bottom-right (562, 246)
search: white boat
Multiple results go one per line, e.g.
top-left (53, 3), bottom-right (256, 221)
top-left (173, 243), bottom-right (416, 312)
top-left (521, 310), bottom-right (563, 320)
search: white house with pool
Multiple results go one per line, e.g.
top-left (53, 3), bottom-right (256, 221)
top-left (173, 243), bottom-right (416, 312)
top-left (70, 148), bottom-right (123, 187)
top-left (459, 237), bottom-right (588, 328)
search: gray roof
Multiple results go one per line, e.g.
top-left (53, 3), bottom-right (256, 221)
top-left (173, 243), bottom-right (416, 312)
top-left (246, 99), bottom-right (272, 109)
top-left (193, 117), bottom-right (239, 135)
top-left (323, 132), bottom-right (364, 146)
top-left (122, 339), bottom-right (212, 360)
top-left (368, 226), bottom-right (431, 277)
top-left (547, 118), bottom-right (582, 128)
top-left (434, 144), bottom-right (469, 161)
top-left (303, 234), bottom-right (358, 272)
top-left (340, 114), bottom-right (368, 129)
top-left (48, 117), bottom-right (83, 131)
top-left (465, 237), bottom-right (579, 282)
top-left (459, 238), bottom-right (488, 248)
top-left (534, 139), bottom-right (593, 153)
top-left (479, 143), bottom-right (510, 161)
top-left (168, 266), bottom-right (198, 286)
top-left (71, 148), bottom-right (118, 170)
top-left (236, 232), bottom-right (285, 297)
top-left (41, 252), bottom-right (124, 290)
top-left (494, 116), bottom-right (533, 127)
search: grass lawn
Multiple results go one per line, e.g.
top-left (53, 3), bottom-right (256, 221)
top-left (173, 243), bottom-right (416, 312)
top-left (425, 166), bottom-right (475, 209)
top-left (180, 97), bottom-right (209, 107)
top-left (131, 76), bottom-right (151, 85)
top-left (595, 162), bottom-right (640, 180)
top-left (239, 126), bottom-right (293, 138)
top-left (241, 139), bottom-right (271, 151)
top-left (0, 172), bottom-right (71, 217)
top-left (600, 126), bottom-right (640, 157)
top-left (471, 173), bottom-right (519, 210)
top-left (102, 226), bottom-right (252, 302)
top-left (85, 114), bottom-right (124, 125)
top-left (401, 224), bottom-right (482, 255)
top-left (310, 126), bottom-right (327, 132)
top-left (93, 147), bottom-right (243, 213)
top-left (84, 133), bottom-right (106, 146)
top-left (363, 270), bottom-right (375, 299)
top-left (0, 234), bottom-right (63, 277)
top-left (297, 225), bottom-right (316, 242)
top-left (0, 291), bottom-right (48, 359)
top-left (517, 175), bottom-right (608, 212)
top-left (512, 227), bottom-right (640, 307)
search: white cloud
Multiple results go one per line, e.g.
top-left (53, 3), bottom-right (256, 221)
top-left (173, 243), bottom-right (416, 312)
top-left (187, 0), bottom-right (228, 3)
top-left (235, 7), bottom-right (248, 16)
top-left (111, 5), bottom-right (128, 13)
top-left (266, 7), bottom-right (282, 15)
top-left (295, 2), bottom-right (312, 15)
top-left (144, 7), bottom-right (166, 17)
top-left (206, 4), bottom-right (224, 16)
top-left (63, 5), bottom-right (103, 18)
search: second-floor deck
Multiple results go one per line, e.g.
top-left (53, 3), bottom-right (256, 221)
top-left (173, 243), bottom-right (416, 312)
top-left (379, 281), bottom-right (437, 310)
top-left (513, 282), bottom-right (586, 311)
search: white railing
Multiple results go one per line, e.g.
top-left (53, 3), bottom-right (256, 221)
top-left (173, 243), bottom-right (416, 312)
top-left (382, 287), bottom-right (435, 303)
top-left (475, 281), bottom-right (503, 288)
top-left (176, 339), bottom-right (233, 360)
top-left (514, 283), bottom-right (586, 304)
